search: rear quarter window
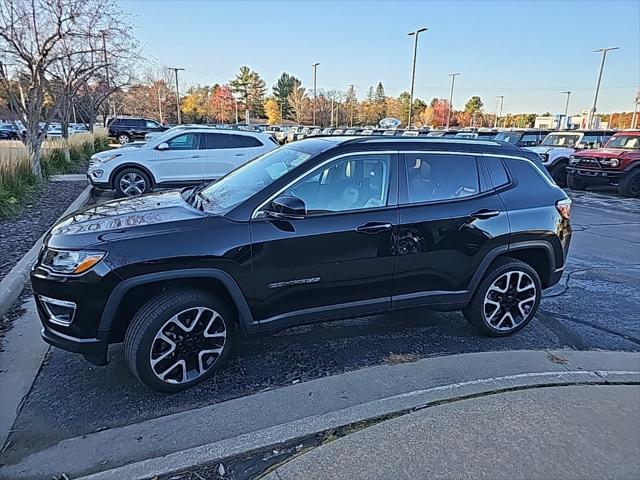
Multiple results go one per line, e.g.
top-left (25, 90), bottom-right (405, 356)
top-left (484, 156), bottom-right (510, 188)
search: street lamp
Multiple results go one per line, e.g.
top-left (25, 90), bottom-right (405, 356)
top-left (588, 47), bottom-right (619, 129)
top-left (407, 27), bottom-right (427, 128)
top-left (446, 73), bottom-right (460, 130)
top-left (494, 95), bottom-right (504, 128)
top-left (561, 91), bottom-right (571, 130)
top-left (312, 63), bottom-right (319, 126)
top-left (166, 67), bottom-right (185, 124)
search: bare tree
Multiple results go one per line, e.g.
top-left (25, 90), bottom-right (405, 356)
top-left (288, 85), bottom-right (308, 125)
top-left (0, 0), bottom-right (136, 175)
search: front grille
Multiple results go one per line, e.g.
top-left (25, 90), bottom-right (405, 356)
top-left (576, 158), bottom-right (602, 169)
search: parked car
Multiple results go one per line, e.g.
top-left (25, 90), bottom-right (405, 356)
top-left (454, 129), bottom-right (498, 140)
top-left (0, 122), bottom-right (21, 140)
top-left (426, 130), bottom-right (459, 138)
top-left (33, 136), bottom-right (571, 392)
top-left (87, 127), bottom-right (278, 196)
top-left (107, 117), bottom-right (169, 145)
top-left (566, 130), bottom-right (640, 197)
top-left (46, 124), bottom-right (63, 138)
top-left (526, 130), bottom-right (615, 186)
top-left (495, 129), bottom-right (551, 148)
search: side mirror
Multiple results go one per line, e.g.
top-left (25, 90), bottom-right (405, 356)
top-left (156, 142), bottom-right (169, 151)
top-left (265, 195), bottom-right (306, 220)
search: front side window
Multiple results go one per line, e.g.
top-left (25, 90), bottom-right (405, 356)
top-left (166, 133), bottom-right (200, 150)
top-left (580, 134), bottom-right (600, 147)
top-left (282, 154), bottom-right (391, 214)
top-left (404, 153), bottom-right (479, 204)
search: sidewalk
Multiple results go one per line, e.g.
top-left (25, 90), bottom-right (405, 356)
top-left (267, 384), bottom-right (640, 480)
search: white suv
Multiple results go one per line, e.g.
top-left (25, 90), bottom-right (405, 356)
top-left (88, 128), bottom-right (278, 196)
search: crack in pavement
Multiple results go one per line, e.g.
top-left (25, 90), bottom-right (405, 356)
top-left (538, 309), bottom-right (640, 346)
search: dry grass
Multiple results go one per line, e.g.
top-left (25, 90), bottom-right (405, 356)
top-left (384, 352), bottom-right (421, 365)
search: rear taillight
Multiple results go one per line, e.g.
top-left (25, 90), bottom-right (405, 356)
top-left (556, 198), bottom-right (571, 220)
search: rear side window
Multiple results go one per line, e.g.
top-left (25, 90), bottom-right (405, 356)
top-left (484, 157), bottom-right (510, 188)
top-left (403, 153), bottom-right (479, 204)
top-left (203, 133), bottom-right (263, 149)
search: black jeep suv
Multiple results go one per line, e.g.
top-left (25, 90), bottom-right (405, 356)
top-left (107, 117), bottom-right (168, 145)
top-left (31, 137), bottom-right (572, 392)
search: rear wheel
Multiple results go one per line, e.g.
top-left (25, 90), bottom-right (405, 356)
top-left (124, 289), bottom-right (234, 393)
top-left (618, 169), bottom-right (640, 198)
top-left (550, 161), bottom-right (568, 187)
top-left (566, 173), bottom-right (587, 191)
top-left (463, 258), bottom-right (541, 337)
top-left (117, 133), bottom-right (131, 145)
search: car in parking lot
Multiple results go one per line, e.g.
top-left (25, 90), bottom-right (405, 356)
top-left (566, 130), bottom-right (640, 197)
top-left (526, 130), bottom-right (615, 186)
top-left (108, 117), bottom-right (169, 145)
top-left (87, 127), bottom-right (278, 196)
top-left (0, 122), bottom-right (21, 140)
top-left (33, 136), bottom-right (572, 392)
top-left (494, 129), bottom-right (551, 148)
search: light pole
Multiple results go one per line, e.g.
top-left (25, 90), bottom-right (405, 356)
top-left (407, 27), bottom-right (427, 128)
top-left (561, 91), bottom-right (571, 130)
top-left (588, 47), bottom-right (619, 129)
top-left (632, 89), bottom-right (640, 129)
top-left (446, 73), bottom-right (460, 130)
top-left (312, 63), bottom-right (319, 126)
top-left (348, 84), bottom-right (355, 127)
top-left (167, 67), bottom-right (185, 124)
top-left (494, 95), bottom-right (504, 128)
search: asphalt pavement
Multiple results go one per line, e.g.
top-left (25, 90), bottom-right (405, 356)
top-left (1, 187), bottom-right (639, 470)
top-left (266, 384), bottom-right (640, 480)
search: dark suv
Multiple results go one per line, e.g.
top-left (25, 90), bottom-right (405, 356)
top-left (107, 117), bottom-right (168, 145)
top-left (31, 137), bottom-right (572, 392)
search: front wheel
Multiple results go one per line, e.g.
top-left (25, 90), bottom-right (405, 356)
top-left (618, 169), bottom-right (640, 198)
top-left (550, 162), bottom-right (568, 187)
top-left (566, 173), bottom-right (587, 191)
top-left (117, 133), bottom-right (131, 145)
top-left (463, 258), bottom-right (541, 337)
top-left (114, 168), bottom-right (151, 197)
top-left (124, 289), bottom-right (235, 393)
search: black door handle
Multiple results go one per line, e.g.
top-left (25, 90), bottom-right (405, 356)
top-left (356, 222), bottom-right (393, 234)
top-left (470, 209), bottom-right (500, 220)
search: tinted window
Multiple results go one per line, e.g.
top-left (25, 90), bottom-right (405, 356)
top-left (166, 133), bottom-right (200, 150)
top-left (404, 153), bottom-right (479, 204)
top-left (581, 134), bottom-right (600, 146)
top-left (203, 133), bottom-right (262, 149)
top-left (520, 133), bottom-right (539, 146)
top-left (146, 121), bottom-right (160, 128)
top-left (284, 154), bottom-right (391, 214)
top-left (485, 157), bottom-right (510, 188)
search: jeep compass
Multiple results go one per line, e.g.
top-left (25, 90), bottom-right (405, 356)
top-left (31, 137), bottom-right (572, 392)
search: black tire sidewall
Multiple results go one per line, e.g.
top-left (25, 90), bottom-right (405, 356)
top-left (619, 169), bottom-right (640, 198)
top-left (114, 168), bottom-right (151, 197)
top-left (125, 290), bottom-right (234, 393)
top-left (464, 259), bottom-right (542, 337)
top-left (551, 161), bottom-right (567, 187)
top-left (566, 173), bottom-right (586, 191)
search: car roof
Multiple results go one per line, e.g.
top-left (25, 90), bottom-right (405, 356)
top-left (615, 130), bottom-right (640, 136)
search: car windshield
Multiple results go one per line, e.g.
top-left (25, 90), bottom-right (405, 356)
top-left (198, 147), bottom-right (312, 214)
top-left (494, 132), bottom-right (522, 144)
top-left (541, 133), bottom-right (581, 147)
top-left (605, 135), bottom-right (640, 149)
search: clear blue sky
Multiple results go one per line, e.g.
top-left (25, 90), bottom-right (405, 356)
top-left (122, 0), bottom-right (640, 115)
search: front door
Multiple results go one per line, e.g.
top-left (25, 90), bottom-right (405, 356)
top-left (154, 132), bottom-right (203, 184)
top-left (249, 152), bottom-right (398, 327)
top-left (393, 152), bottom-right (510, 308)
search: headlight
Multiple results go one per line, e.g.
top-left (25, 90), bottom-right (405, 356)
top-left (97, 153), bottom-right (121, 163)
top-left (41, 249), bottom-right (105, 275)
top-left (600, 158), bottom-right (620, 167)
top-left (569, 155), bottom-right (579, 165)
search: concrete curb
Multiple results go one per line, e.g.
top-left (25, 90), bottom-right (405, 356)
top-left (0, 185), bottom-right (91, 319)
top-left (76, 369), bottom-right (640, 480)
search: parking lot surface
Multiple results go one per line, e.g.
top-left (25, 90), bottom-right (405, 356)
top-left (3, 188), bottom-right (639, 462)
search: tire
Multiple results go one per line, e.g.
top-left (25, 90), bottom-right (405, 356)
top-left (550, 161), bottom-right (568, 187)
top-left (566, 173), bottom-right (587, 191)
top-left (117, 133), bottom-right (131, 145)
top-left (463, 257), bottom-right (542, 337)
top-left (618, 169), bottom-right (640, 198)
top-left (114, 168), bottom-right (151, 197)
top-left (124, 289), bottom-right (235, 393)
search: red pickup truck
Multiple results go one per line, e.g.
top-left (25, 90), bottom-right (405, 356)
top-left (566, 130), bottom-right (640, 197)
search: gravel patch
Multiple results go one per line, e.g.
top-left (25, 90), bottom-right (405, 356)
top-left (0, 284), bottom-right (31, 348)
top-left (0, 179), bottom-right (88, 281)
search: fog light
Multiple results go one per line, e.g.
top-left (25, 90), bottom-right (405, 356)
top-left (39, 295), bottom-right (76, 326)
top-left (92, 170), bottom-right (104, 178)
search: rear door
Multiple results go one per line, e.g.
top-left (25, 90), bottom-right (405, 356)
top-left (201, 133), bottom-right (269, 180)
top-left (153, 132), bottom-right (203, 184)
top-left (392, 151), bottom-right (510, 308)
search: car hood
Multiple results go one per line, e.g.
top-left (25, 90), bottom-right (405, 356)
top-left (47, 190), bottom-right (206, 247)
top-left (526, 146), bottom-right (572, 155)
top-left (574, 148), bottom-right (637, 159)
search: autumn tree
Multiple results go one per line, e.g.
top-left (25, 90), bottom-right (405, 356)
top-left (230, 66), bottom-right (266, 122)
top-left (272, 73), bottom-right (299, 119)
top-left (288, 84), bottom-right (308, 125)
top-left (264, 97), bottom-right (281, 125)
top-left (210, 84), bottom-right (235, 123)
top-left (345, 85), bottom-right (357, 127)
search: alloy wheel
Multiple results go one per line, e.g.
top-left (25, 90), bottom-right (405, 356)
top-left (482, 271), bottom-right (537, 332)
top-left (149, 307), bottom-right (227, 384)
top-left (118, 134), bottom-right (130, 144)
top-left (119, 172), bottom-right (146, 196)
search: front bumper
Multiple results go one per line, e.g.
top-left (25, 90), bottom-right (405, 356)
top-left (87, 173), bottom-right (111, 189)
top-left (40, 322), bottom-right (108, 365)
top-left (566, 166), bottom-right (623, 183)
